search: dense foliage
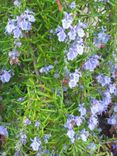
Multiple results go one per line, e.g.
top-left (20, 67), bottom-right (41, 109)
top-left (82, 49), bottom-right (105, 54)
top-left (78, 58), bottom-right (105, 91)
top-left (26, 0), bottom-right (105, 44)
top-left (0, 0), bottom-right (117, 155)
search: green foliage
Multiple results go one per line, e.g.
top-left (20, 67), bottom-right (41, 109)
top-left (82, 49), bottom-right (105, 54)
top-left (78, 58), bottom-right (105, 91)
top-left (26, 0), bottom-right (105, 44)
top-left (0, 0), bottom-right (117, 155)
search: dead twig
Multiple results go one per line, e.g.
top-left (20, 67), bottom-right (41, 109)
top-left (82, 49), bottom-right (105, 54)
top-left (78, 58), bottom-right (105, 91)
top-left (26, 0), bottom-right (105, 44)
top-left (56, 0), bottom-right (62, 12)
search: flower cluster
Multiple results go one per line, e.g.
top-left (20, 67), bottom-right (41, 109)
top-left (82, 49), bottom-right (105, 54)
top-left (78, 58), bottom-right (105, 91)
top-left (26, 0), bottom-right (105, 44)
top-left (0, 70), bottom-right (12, 83)
top-left (83, 55), bottom-right (100, 72)
top-left (15, 119), bottom-right (40, 150)
top-left (96, 74), bottom-right (111, 87)
top-left (55, 2), bottom-right (116, 148)
top-left (65, 115), bottom-right (82, 143)
top-left (88, 115), bottom-right (98, 130)
top-left (5, 8), bottom-right (35, 66)
top-left (94, 28), bottom-right (110, 48)
top-left (65, 104), bottom-right (87, 143)
top-left (15, 118), bottom-right (52, 154)
top-left (19, 132), bottom-right (27, 145)
top-left (68, 69), bottom-right (82, 88)
top-left (1, 0), bottom-right (117, 155)
top-left (30, 134), bottom-right (51, 152)
top-left (56, 11), bottom-right (87, 61)
top-left (5, 9), bottom-right (35, 39)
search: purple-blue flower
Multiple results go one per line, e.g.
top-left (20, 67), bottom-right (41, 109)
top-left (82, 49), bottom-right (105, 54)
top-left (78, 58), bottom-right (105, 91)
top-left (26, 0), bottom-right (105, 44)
top-left (91, 99), bottom-right (105, 115)
top-left (43, 134), bottom-right (51, 144)
top-left (107, 114), bottom-right (117, 125)
top-left (102, 90), bottom-right (111, 106)
top-left (30, 137), bottom-right (41, 151)
top-left (24, 118), bottom-right (31, 126)
top-left (5, 19), bottom-right (16, 34)
top-left (0, 126), bottom-right (8, 137)
top-left (14, 0), bottom-right (21, 7)
top-left (67, 44), bottom-right (84, 61)
top-left (88, 115), bottom-right (98, 130)
top-left (80, 129), bottom-right (89, 141)
top-left (13, 27), bottom-right (23, 38)
top-left (35, 121), bottom-right (40, 128)
top-left (83, 55), bottom-right (100, 72)
top-left (68, 69), bottom-right (81, 88)
top-left (76, 27), bottom-right (85, 38)
top-left (5, 9), bottom-right (35, 39)
top-left (19, 132), bottom-right (27, 145)
top-left (67, 129), bottom-right (75, 143)
top-left (69, 1), bottom-right (76, 9)
top-left (108, 84), bottom-right (116, 94)
top-left (0, 70), bottom-right (12, 83)
top-left (39, 65), bottom-right (54, 74)
top-left (114, 104), bottom-right (117, 112)
top-left (94, 29), bottom-right (110, 48)
top-left (68, 26), bottom-right (77, 40)
top-left (62, 12), bottom-right (73, 29)
top-left (78, 104), bottom-right (86, 116)
top-left (9, 50), bottom-right (20, 59)
top-left (96, 74), bottom-right (111, 87)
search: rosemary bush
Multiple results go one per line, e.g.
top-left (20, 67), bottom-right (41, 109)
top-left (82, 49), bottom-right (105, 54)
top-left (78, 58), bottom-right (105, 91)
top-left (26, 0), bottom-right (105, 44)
top-left (0, 0), bottom-right (117, 155)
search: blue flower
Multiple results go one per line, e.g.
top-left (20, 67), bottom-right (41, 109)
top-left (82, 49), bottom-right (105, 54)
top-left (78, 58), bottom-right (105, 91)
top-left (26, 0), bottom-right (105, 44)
top-left (76, 27), bottom-right (85, 38)
top-left (14, 0), bottom-right (21, 7)
top-left (107, 84), bottom-right (116, 94)
top-left (13, 27), bottom-right (23, 38)
top-left (0, 70), bottom-right (12, 83)
top-left (5, 9), bottom-right (35, 38)
top-left (96, 74), bottom-right (111, 87)
top-left (18, 18), bottom-right (32, 31)
top-left (65, 115), bottom-right (75, 130)
top-left (56, 26), bottom-right (66, 42)
top-left (35, 121), bottom-right (40, 128)
top-left (88, 115), bottom-right (98, 130)
top-left (5, 19), bottom-right (16, 34)
top-left (114, 88), bottom-right (117, 96)
top-left (107, 115), bottom-right (117, 125)
top-left (30, 137), bottom-right (41, 151)
top-left (9, 50), bottom-right (20, 59)
top-left (83, 55), bottom-right (100, 72)
top-left (114, 104), bottom-right (117, 112)
top-left (67, 129), bottom-right (75, 143)
top-left (0, 126), bottom-right (8, 137)
top-left (57, 29), bottom-right (66, 42)
top-left (69, 1), bottom-right (76, 9)
top-left (39, 65), bottom-right (54, 74)
top-left (67, 44), bottom-right (84, 61)
top-left (80, 129), bottom-right (89, 141)
top-left (19, 132), bottom-right (27, 145)
top-left (102, 91), bottom-right (111, 106)
top-left (43, 134), bottom-right (51, 144)
top-left (91, 99), bottom-right (105, 115)
top-left (68, 26), bottom-right (77, 40)
top-left (94, 29), bottom-right (110, 48)
top-left (68, 69), bottom-right (81, 88)
top-left (14, 40), bottom-right (22, 47)
top-left (14, 151), bottom-right (22, 156)
top-left (78, 104), bottom-right (86, 116)
top-left (62, 12), bottom-right (73, 29)
top-left (24, 118), bottom-right (31, 126)
top-left (74, 116), bottom-right (83, 126)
